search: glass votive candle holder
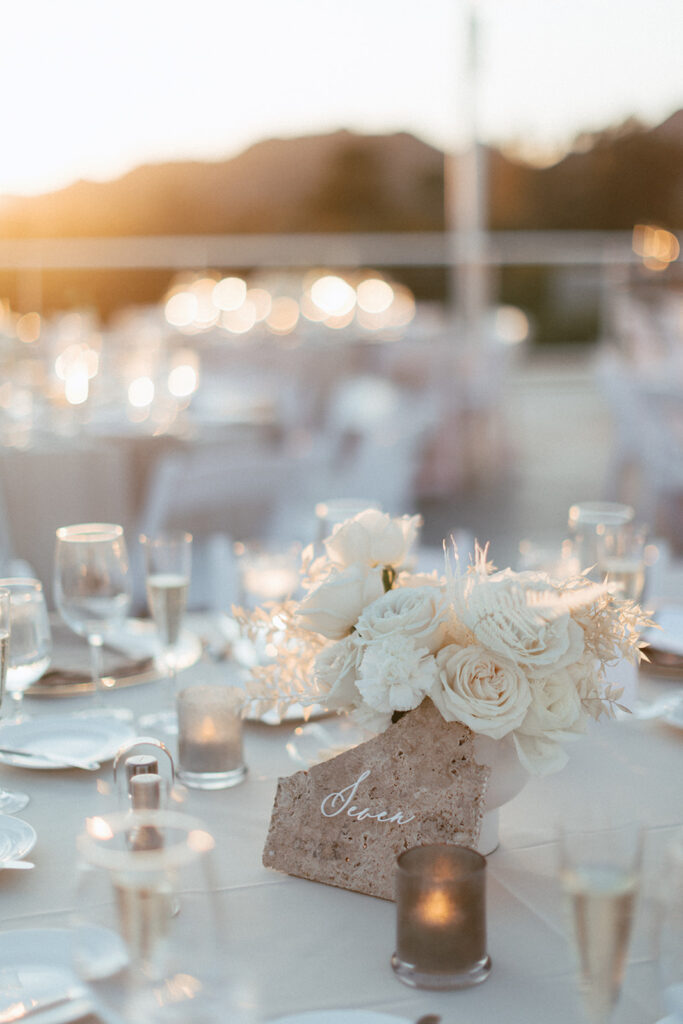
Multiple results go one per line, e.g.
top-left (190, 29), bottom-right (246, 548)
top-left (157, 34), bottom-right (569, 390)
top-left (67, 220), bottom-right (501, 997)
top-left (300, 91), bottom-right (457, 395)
top-left (392, 844), bottom-right (491, 990)
top-left (177, 685), bottom-right (247, 790)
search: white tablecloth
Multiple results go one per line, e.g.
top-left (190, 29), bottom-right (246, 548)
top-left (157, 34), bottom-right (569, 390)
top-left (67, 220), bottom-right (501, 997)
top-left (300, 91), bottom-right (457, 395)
top-left (0, 643), bottom-right (681, 1024)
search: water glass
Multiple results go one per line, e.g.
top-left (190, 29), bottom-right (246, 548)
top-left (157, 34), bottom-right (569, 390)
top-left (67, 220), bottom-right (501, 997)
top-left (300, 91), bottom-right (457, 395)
top-left (567, 502), bottom-right (634, 579)
top-left (0, 577), bottom-right (52, 715)
top-left (0, 588), bottom-right (30, 812)
top-left (596, 523), bottom-right (647, 603)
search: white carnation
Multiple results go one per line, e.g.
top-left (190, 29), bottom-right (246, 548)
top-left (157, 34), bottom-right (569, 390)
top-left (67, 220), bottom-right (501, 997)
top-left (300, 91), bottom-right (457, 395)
top-left (356, 635), bottom-right (438, 714)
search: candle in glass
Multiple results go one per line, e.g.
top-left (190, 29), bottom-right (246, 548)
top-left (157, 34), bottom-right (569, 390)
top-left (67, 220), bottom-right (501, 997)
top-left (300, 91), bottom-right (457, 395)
top-left (177, 685), bottom-right (246, 789)
top-left (392, 844), bottom-right (491, 990)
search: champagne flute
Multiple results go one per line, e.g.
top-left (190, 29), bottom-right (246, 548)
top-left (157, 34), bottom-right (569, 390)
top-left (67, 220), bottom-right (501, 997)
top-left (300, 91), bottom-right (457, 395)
top-left (0, 588), bottom-right (30, 812)
top-left (53, 524), bottom-right (132, 703)
top-left (0, 578), bottom-right (52, 719)
top-left (138, 531), bottom-right (192, 734)
top-left (559, 822), bottom-right (642, 1024)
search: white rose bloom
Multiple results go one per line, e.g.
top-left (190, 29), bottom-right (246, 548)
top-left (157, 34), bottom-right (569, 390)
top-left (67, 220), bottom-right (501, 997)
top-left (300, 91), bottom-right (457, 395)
top-left (453, 570), bottom-right (585, 673)
top-left (433, 643), bottom-right (532, 740)
top-left (518, 668), bottom-right (585, 740)
top-left (324, 510), bottom-right (421, 570)
top-left (313, 637), bottom-right (361, 710)
top-left (356, 635), bottom-right (438, 714)
top-left (354, 585), bottom-right (449, 654)
top-left (296, 565), bottom-right (384, 640)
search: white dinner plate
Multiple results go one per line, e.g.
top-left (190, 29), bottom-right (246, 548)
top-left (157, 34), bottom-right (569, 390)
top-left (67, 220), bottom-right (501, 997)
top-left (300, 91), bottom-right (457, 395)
top-left (270, 1013), bottom-right (409, 1024)
top-left (0, 813), bottom-right (36, 865)
top-left (0, 929), bottom-right (93, 1024)
top-left (0, 713), bottom-right (136, 770)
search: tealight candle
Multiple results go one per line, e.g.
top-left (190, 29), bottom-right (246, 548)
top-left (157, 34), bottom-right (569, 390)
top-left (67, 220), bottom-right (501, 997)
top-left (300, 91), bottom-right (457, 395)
top-left (392, 844), bottom-right (491, 990)
top-left (177, 685), bottom-right (247, 790)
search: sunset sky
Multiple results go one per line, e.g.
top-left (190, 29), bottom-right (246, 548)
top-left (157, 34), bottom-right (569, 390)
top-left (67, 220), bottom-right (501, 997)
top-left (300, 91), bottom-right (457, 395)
top-left (2, 0), bottom-right (682, 197)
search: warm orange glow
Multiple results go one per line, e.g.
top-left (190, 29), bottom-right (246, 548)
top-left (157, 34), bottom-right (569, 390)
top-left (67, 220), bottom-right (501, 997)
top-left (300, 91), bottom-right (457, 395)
top-left (16, 312), bottom-right (41, 344)
top-left (266, 296), bottom-right (300, 334)
top-left (632, 224), bottom-right (680, 270)
top-left (417, 888), bottom-right (458, 926)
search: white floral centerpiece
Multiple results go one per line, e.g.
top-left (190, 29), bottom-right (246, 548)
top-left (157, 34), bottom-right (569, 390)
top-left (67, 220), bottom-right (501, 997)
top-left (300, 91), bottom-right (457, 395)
top-left (236, 510), bottom-right (651, 777)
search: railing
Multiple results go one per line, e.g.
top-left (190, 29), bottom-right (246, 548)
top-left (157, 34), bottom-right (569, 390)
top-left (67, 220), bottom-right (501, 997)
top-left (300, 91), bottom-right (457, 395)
top-left (0, 230), bottom-right (675, 270)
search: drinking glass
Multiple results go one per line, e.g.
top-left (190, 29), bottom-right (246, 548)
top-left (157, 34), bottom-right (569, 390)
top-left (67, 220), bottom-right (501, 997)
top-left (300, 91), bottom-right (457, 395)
top-left (138, 531), bottom-right (192, 734)
top-left (72, 810), bottom-right (231, 1024)
top-left (567, 502), bottom-right (635, 580)
top-left (0, 588), bottom-right (30, 812)
top-left (0, 578), bottom-right (52, 718)
top-left (54, 524), bottom-right (132, 702)
top-left (559, 823), bottom-right (642, 1024)
top-left (596, 523), bottom-right (648, 603)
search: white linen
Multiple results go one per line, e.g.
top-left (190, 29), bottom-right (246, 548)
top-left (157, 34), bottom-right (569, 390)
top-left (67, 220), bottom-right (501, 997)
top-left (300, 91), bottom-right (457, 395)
top-left (0, 650), bottom-right (680, 1023)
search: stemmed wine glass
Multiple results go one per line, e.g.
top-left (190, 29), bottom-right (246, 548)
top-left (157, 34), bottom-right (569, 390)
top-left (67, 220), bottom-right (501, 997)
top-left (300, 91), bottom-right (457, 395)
top-left (53, 524), bottom-right (132, 704)
top-left (138, 531), bottom-right (192, 734)
top-left (559, 822), bottom-right (643, 1024)
top-left (0, 578), bottom-right (52, 719)
top-left (0, 588), bottom-right (30, 812)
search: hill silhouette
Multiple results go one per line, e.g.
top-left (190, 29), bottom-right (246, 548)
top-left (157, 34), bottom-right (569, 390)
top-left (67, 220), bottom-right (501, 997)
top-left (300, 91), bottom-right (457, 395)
top-left (0, 115), bottom-right (680, 329)
top-left (1, 113), bottom-right (681, 241)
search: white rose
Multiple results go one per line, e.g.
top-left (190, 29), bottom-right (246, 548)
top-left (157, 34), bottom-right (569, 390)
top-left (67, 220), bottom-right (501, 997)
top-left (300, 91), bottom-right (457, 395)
top-left (313, 637), bottom-right (361, 710)
top-left (354, 585), bottom-right (449, 654)
top-left (296, 564), bottom-right (384, 640)
top-left (432, 643), bottom-right (532, 739)
top-left (454, 570), bottom-right (585, 672)
top-left (356, 635), bottom-right (438, 714)
top-left (324, 510), bottom-right (421, 570)
top-left (518, 668), bottom-right (585, 741)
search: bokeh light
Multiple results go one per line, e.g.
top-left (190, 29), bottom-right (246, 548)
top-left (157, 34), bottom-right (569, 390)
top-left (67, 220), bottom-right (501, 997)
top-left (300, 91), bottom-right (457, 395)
top-left (128, 376), bottom-right (155, 407)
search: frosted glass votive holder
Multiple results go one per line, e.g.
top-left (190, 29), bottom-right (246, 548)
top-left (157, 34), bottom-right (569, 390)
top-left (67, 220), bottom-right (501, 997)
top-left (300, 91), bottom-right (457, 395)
top-left (177, 685), bottom-right (247, 790)
top-left (391, 844), bottom-right (491, 990)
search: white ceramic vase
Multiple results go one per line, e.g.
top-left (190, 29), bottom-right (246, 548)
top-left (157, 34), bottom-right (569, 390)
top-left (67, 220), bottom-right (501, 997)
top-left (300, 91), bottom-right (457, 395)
top-left (473, 733), bottom-right (530, 855)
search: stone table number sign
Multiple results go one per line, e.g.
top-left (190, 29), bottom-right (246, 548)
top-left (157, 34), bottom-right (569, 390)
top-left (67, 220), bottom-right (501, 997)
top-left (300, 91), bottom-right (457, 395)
top-left (262, 700), bottom-right (490, 900)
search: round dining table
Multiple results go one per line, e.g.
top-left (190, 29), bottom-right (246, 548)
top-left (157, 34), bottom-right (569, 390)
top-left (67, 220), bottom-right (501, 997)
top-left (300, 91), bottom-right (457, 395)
top-left (0, 614), bottom-right (680, 1024)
